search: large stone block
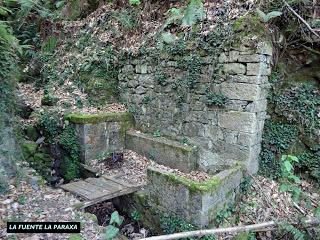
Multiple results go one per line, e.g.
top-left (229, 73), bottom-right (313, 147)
top-left (256, 42), bottom-right (273, 56)
top-left (223, 63), bottom-right (246, 75)
top-left (221, 82), bottom-right (261, 101)
top-left (227, 75), bottom-right (268, 84)
top-left (125, 130), bottom-right (198, 173)
top-left (237, 54), bottom-right (265, 63)
top-left (218, 111), bottom-right (257, 133)
top-left (247, 63), bottom-right (271, 76)
top-left (67, 112), bottom-right (134, 164)
top-left (147, 166), bottom-right (243, 227)
top-left (237, 131), bottom-right (262, 147)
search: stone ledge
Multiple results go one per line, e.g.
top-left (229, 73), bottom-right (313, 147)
top-left (125, 130), bottom-right (198, 173)
top-left (65, 112), bottom-right (133, 124)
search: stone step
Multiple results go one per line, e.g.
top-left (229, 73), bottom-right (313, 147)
top-left (125, 130), bottom-right (198, 173)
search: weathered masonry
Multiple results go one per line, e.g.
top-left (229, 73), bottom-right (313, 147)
top-left (118, 41), bottom-right (273, 174)
top-left (66, 112), bottom-right (133, 164)
top-left (65, 40), bottom-right (273, 228)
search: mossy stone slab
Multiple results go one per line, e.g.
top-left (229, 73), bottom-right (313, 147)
top-left (125, 130), bottom-right (198, 173)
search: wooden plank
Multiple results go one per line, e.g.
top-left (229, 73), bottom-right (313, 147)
top-left (85, 177), bottom-right (124, 192)
top-left (61, 181), bottom-right (95, 199)
top-left (61, 180), bottom-right (109, 200)
top-left (75, 181), bottom-right (111, 200)
top-left (102, 174), bottom-right (134, 188)
top-left (78, 186), bottom-right (142, 209)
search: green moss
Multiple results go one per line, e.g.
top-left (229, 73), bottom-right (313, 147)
top-left (233, 13), bottom-right (267, 44)
top-left (21, 141), bottom-right (38, 159)
top-left (65, 112), bottom-right (133, 124)
top-left (132, 191), bottom-right (148, 206)
top-left (163, 171), bottom-right (220, 193)
top-left (233, 232), bottom-right (255, 240)
top-left (69, 234), bottom-right (83, 240)
top-left (119, 118), bottom-right (135, 142)
top-left (24, 125), bottom-right (39, 141)
top-left (41, 94), bottom-right (59, 106)
top-left (29, 152), bottom-right (52, 179)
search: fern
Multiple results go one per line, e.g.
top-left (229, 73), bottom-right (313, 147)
top-left (280, 223), bottom-right (305, 240)
top-left (257, 8), bottom-right (282, 23)
top-left (182, 0), bottom-right (205, 27)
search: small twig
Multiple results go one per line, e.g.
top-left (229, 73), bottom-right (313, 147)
top-left (283, 0), bottom-right (320, 38)
top-left (249, 174), bottom-right (276, 210)
top-left (302, 45), bottom-right (320, 55)
top-left (292, 202), bottom-right (306, 215)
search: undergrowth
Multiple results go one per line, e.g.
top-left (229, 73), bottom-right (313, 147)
top-left (160, 214), bottom-right (216, 240)
top-left (259, 66), bottom-right (320, 185)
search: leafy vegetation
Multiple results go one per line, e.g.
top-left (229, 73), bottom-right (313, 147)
top-left (37, 110), bottom-right (80, 181)
top-left (260, 66), bottom-right (320, 185)
top-left (160, 213), bottom-right (215, 240)
top-left (204, 91), bottom-right (228, 107)
top-left (259, 121), bottom-right (299, 179)
top-left (279, 155), bottom-right (302, 202)
top-left (104, 211), bottom-right (124, 240)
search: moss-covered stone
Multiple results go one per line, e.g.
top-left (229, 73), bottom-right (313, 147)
top-left (166, 174), bottom-right (221, 193)
top-left (147, 168), bottom-right (221, 193)
top-left (65, 112), bottom-right (133, 124)
top-left (126, 130), bottom-right (198, 173)
top-left (233, 13), bottom-right (265, 36)
top-left (147, 166), bottom-right (243, 227)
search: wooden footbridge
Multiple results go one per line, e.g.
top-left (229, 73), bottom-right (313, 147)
top-left (61, 174), bottom-right (144, 208)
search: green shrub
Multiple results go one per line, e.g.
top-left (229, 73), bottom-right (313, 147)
top-left (129, 0), bottom-right (141, 6)
top-left (38, 110), bottom-right (61, 137)
top-left (42, 36), bottom-right (58, 53)
top-left (297, 151), bottom-right (320, 185)
top-left (259, 121), bottom-right (299, 179)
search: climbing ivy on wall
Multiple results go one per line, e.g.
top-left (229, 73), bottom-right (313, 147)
top-left (259, 121), bottom-right (299, 179)
top-left (259, 68), bottom-right (320, 185)
top-left (37, 110), bottom-right (81, 182)
top-left (130, 23), bottom-right (234, 109)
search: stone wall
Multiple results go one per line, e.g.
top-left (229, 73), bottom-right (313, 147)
top-left (119, 42), bottom-right (272, 174)
top-left (147, 166), bottom-right (243, 227)
top-left (66, 112), bottom-right (134, 165)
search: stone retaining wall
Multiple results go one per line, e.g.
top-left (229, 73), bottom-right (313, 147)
top-left (125, 130), bottom-right (198, 173)
top-left (66, 112), bottom-right (134, 164)
top-left (119, 42), bottom-right (272, 173)
top-left (147, 166), bottom-right (243, 227)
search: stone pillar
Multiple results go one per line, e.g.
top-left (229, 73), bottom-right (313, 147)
top-left (218, 42), bottom-right (273, 173)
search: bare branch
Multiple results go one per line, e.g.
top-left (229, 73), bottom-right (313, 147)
top-left (283, 0), bottom-right (320, 38)
top-left (141, 219), bottom-right (320, 240)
